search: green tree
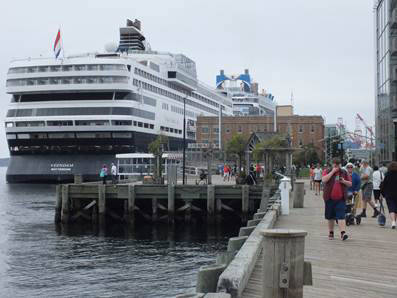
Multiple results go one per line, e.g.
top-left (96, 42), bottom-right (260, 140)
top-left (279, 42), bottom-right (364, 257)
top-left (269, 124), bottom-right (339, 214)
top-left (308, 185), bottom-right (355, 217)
top-left (252, 135), bottom-right (287, 161)
top-left (148, 135), bottom-right (168, 183)
top-left (226, 134), bottom-right (247, 174)
top-left (293, 143), bottom-right (320, 166)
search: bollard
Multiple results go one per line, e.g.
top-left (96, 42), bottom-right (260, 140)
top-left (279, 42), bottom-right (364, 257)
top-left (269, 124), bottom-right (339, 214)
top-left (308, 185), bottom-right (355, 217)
top-left (127, 184), bottom-right (135, 226)
top-left (196, 264), bottom-right (226, 293)
top-left (279, 177), bottom-right (291, 215)
top-left (241, 185), bottom-right (249, 222)
top-left (261, 229), bottom-right (308, 298)
top-left (227, 236), bottom-right (248, 253)
top-left (98, 184), bottom-right (106, 226)
top-left (293, 182), bottom-right (305, 208)
top-left (74, 174), bottom-right (83, 184)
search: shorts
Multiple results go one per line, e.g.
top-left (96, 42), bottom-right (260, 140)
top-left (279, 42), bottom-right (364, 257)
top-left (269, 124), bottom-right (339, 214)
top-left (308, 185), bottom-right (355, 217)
top-left (386, 198), bottom-right (397, 213)
top-left (362, 183), bottom-right (373, 202)
top-left (324, 199), bottom-right (346, 220)
top-left (373, 189), bottom-right (381, 201)
top-left (314, 180), bottom-right (322, 183)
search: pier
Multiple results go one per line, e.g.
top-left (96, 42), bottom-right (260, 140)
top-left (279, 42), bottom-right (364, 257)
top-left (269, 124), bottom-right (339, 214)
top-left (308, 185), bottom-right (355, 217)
top-left (54, 177), bottom-right (276, 226)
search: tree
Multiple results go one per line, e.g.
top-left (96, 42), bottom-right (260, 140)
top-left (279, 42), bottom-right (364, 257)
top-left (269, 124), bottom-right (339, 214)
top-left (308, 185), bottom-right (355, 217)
top-left (148, 135), bottom-right (168, 183)
top-left (293, 143), bottom-right (320, 166)
top-left (226, 134), bottom-right (247, 174)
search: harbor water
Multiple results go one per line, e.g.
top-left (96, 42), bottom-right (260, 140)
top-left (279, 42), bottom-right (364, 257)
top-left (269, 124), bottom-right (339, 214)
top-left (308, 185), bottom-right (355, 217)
top-left (0, 168), bottom-right (240, 297)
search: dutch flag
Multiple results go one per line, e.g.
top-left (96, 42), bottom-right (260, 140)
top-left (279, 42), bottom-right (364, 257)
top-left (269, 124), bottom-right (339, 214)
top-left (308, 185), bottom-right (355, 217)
top-left (53, 29), bottom-right (62, 59)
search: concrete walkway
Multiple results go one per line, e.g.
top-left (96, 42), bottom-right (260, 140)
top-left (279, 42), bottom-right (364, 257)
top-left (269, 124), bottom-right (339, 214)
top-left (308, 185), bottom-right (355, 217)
top-left (275, 180), bottom-right (397, 298)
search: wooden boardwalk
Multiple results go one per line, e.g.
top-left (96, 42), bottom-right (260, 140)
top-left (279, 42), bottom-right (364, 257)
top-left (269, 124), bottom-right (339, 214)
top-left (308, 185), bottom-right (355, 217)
top-left (277, 180), bottom-right (397, 298)
top-left (242, 180), bottom-right (397, 298)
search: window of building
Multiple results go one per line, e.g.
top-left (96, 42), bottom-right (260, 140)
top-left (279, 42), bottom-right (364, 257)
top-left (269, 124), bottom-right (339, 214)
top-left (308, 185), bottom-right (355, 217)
top-left (202, 127), bottom-right (209, 133)
top-left (299, 139), bottom-right (303, 146)
top-left (311, 125), bottom-right (315, 133)
top-left (299, 125), bottom-right (304, 133)
top-left (225, 127), bottom-right (231, 133)
top-left (238, 126), bottom-right (242, 133)
top-left (213, 127), bottom-right (219, 133)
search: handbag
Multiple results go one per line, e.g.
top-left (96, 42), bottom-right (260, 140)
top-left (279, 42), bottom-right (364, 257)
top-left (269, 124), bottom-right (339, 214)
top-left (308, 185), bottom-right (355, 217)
top-left (378, 199), bottom-right (386, 226)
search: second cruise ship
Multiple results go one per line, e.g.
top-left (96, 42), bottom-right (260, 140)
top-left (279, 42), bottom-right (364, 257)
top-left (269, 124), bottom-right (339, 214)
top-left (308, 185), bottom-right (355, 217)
top-left (4, 19), bottom-right (233, 182)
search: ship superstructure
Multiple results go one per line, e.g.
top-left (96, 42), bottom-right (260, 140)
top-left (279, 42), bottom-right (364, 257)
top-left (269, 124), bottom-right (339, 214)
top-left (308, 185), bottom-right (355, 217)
top-left (216, 69), bottom-right (276, 116)
top-left (4, 19), bottom-right (233, 182)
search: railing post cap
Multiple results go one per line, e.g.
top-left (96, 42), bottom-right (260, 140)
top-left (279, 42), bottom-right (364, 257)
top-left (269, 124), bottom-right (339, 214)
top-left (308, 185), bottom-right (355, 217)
top-left (261, 229), bottom-right (307, 238)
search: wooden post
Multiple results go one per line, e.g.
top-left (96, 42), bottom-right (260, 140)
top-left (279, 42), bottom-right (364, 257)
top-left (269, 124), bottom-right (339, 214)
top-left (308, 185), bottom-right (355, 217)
top-left (55, 185), bottom-right (62, 223)
top-left (293, 182), bottom-right (305, 208)
top-left (207, 185), bottom-right (215, 216)
top-left (185, 201), bottom-right (192, 223)
top-left (262, 229), bottom-right (308, 298)
top-left (74, 174), bottom-right (83, 184)
top-left (92, 204), bottom-right (98, 224)
top-left (242, 185), bottom-right (249, 222)
top-left (98, 184), bottom-right (106, 226)
top-left (61, 184), bottom-right (70, 224)
top-left (127, 184), bottom-right (135, 226)
top-left (152, 198), bottom-right (158, 222)
top-left (168, 184), bottom-right (175, 224)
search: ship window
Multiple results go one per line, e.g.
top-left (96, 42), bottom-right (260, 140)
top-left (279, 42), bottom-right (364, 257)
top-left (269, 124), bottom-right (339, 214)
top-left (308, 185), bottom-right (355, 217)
top-left (50, 66), bottom-right (61, 72)
top-left (17, 133), bottom-right (30, 139)
top-left (112, 120), bottom-right (132, 126)
top-left (16, 109), bottom-right (33, 117)
top-left (47, 121), bottom-right (73, 126)
top-left (87, 65), bottom-right (98, 71)
top-left (170, 128), bottom-right (174, 133)
top-left (27, 67), bottom-right (36, 73)
top-left (149, 124), bottom-right (154, 129)
top-left (6, 134), bottom-right (16, 139)
top-left (5, 122), bottom-right (14, 128)
top-left (8, 67), bottom-right (26, 74)
top-left (75, 65), bottom-right (86, 71)
top-left (113, 132), bottom-right (132, 138)
top-left (62, 65), bottom-right (73, 71)
top-left (144, 123), bottom-right (149, 128)
top-left (137, 122), bottom-right (143, 127)
top-left (31, 133), bottom-right (47, 139)
top-left (48, 133), bottom-right (75, 139)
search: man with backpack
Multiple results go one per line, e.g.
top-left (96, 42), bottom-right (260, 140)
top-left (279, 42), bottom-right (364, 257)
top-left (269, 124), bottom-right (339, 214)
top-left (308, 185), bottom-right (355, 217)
top-left (322, 158), bottom-right (352, 241)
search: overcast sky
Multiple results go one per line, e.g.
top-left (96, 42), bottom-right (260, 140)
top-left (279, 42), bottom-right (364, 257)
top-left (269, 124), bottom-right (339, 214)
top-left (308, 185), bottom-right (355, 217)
top-left (0, 0), bottom-right (375, 157)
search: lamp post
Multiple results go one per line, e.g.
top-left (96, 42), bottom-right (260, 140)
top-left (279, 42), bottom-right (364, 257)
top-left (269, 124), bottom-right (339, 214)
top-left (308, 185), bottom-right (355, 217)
top-left (182, 96), bottom-right (186, 185)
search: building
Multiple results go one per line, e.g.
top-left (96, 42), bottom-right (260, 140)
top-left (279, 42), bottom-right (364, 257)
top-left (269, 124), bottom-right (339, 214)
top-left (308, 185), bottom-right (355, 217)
top-left (374, 0), bottom-right (396, 162)
top-left (196, 112), bottom-right (325, 159)
top-left (215, 69), bottom-right (276, 117)
top-left (276, 105), bottom-right (294, 117)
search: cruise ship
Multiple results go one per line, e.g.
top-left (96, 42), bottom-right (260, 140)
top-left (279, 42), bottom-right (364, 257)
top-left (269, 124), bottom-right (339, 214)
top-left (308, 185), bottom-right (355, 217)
top-left (4, 19), bottom-right (233, 183)
top-left (216, 69), bottom-right (276, 116)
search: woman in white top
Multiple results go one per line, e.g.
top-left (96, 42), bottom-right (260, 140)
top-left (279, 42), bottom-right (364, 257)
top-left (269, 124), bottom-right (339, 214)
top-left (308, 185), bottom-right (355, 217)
top-left (373, 165), bottom-right (384, 208)
top-left (313, 164), bottom-right (323, 195)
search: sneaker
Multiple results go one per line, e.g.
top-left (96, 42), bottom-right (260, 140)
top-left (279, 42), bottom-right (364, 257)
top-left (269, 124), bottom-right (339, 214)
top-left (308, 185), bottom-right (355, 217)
top-left (392, 222), bottom-right (396, 229)
top-left (360, 210), bottom-right (367, 218)
top-left (341, 232), bottom-right (348, 241)
top-left (372, 209), bottom-right (380, 218)
top-left (328, 231), bottom-right (334, 240)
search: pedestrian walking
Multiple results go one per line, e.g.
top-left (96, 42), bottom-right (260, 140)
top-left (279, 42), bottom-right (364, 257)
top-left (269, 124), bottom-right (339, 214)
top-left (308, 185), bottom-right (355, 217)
top-left (111, 162), bottom-right (117, 184)
top-left (256, 163), bottom-right (261, 179)
top-left (322, 158), bottom-right (352, 241)
top-left (223, 164), bottom-right (229, 182)
top-left (380, 163), bottom-right (388, 176)
top-left (380, 162), bottom-right (397, 229)
top-left (372, 165), bottom-right (384, 208)
top-left (309, 165), bottom-right (315, 190)
top-left (346, 163), bottom-right (361, 198)
top-left (100, 164), bottom-right (108, 185)
top-left (359, 160), bottom-right (380, 218)
top-left (313, 164), bottom-right (322, 195)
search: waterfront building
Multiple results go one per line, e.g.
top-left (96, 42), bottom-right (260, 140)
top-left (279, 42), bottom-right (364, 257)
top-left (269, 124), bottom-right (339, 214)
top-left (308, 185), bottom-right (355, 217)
top-left (374, 0), bottom-right (396, 162)
top-left (196, 107), bottom-right (324, 159)
top-left (4, 19), bottom-right (233, 182)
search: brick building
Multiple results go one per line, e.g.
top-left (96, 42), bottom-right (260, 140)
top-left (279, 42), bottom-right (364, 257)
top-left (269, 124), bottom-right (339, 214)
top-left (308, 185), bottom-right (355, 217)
top-left (196, 114), bottom-right (325, 159)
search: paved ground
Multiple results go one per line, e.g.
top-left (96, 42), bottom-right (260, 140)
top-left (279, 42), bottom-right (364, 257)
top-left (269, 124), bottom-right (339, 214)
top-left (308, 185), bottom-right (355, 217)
top-left (275, 180), bottom-right (397, 298)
